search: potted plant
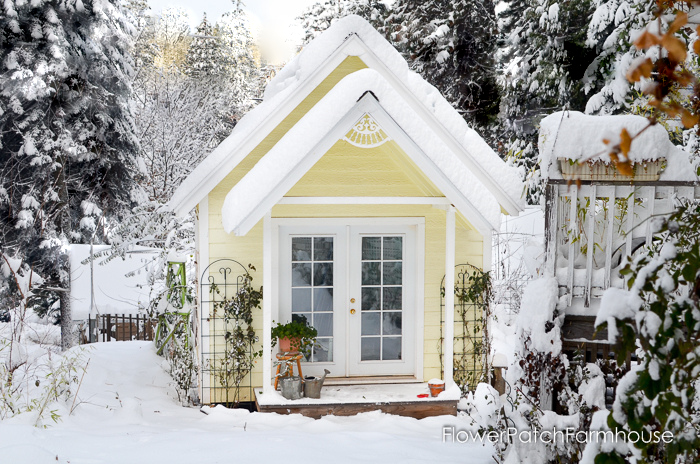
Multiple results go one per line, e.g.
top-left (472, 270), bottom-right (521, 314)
top-left (271, 316), bottom-right (318, 354)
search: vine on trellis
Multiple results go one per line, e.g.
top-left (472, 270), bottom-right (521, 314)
top-left (211, 264), bottom-right (262, 407)
top-left (440, 264), bottom-right (493, 395)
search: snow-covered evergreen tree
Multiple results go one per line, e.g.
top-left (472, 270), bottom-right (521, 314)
top-left (583, 0), bottom-right (656, 116)
top-left (132, 8), bottom-right (260, 205)
top-left (184, 14), bottom-right (224, 78)
top-left (0, 0), bottom-right (141, 341)
top-left (389, 0), bottom-right (501, 135)
top-left (297, 0), bottom-right (388, 45)
top-left (499, 0), bottom-right (595, 201)
top-left (110, 6), bottom-right (262, 314)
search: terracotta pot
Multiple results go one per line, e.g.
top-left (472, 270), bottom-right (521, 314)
top-left (428, 382), bottom-right (445, 398)
top-left (278, 337), bottom-right (300, 353)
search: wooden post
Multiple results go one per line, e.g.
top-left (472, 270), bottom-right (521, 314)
top-left (444, 206), bottom-right (456, 388)
top-left (544, 183), bottom-right (558, 275)
top-left (263, 211), bottom-right (273, 395)
top-left (584, 185), bottom-right (596, 307)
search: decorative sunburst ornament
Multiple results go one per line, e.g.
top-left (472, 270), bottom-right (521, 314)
top-left (343, 113), bottom-right (391, 148)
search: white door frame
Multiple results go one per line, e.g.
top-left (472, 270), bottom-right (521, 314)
top-left (347, 224), bottom-right (416, 376)
top-left (272, 217), bottom-right (425, 379)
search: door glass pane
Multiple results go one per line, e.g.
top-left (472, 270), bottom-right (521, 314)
top-left (361, 337), bottom-right (380, 361)
top-left (292, 238), bottom-right (312, 261)
top-left (314, 237), bottom-right (333, 261)
top-left (360, 235), bottom-right (403, 362)
top-left (361, 313), bottom-right (380, 335)
top-left (361, 287), bottom-right (380, 311)
top-left (382, 262), bottom-right (402, 285)
top-left (362, 262), bottom-right (381, 285)
top-left (292, 313), bottom-right (312, 326)
top-left (292, 288), bottom-right (311, 312)
top-left (383, 237), bottom-right (402, 260)
top-left (382, 337), bottom-right (401, 360)
top-left (314, 262), bottom-right (333, 286)
top-left (292, 263), bottom-right (311, 286)
top-left (382, 312), bottom-right (401, 335)
top-left (290, 236), bottom-right (334, 363)
top-left (313, 288), bottom-right (333, 311)
top-left (314, 313), bottom-right (333, 337)
top-left (313, 338), bottom-right (332, 363)
top-left (383, 287), bottom-right (402, 310)
top-left (362, 237), bottom-right (381, 260)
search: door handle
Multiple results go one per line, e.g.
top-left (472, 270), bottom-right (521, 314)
top-left (350, 309), bottom-right (356, 315)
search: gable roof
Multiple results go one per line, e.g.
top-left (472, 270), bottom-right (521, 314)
top-left (168, 15), bottom-right (525, 233)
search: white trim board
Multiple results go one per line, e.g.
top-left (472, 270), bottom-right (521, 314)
top-left (277, 197), bottom-right (451, 205)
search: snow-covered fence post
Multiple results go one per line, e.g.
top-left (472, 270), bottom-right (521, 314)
top-left (60, 265), bottom-right (74, 351)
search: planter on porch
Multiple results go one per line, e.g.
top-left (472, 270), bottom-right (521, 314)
top-left (271, 319), bottom-right (318, 354)
top-left (558, 158), bottom-right (665, 181)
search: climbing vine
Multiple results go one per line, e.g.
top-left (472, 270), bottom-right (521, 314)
top-left (440, 264), bottom-right (492, 394)
top-left (212, 265), bottom-right (262, 407)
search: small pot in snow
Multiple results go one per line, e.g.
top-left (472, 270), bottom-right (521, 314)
top-left (428, 379), bottom-right (445, 397)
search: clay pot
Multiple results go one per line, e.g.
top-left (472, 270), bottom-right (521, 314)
top-left (278, 337), bottom-right (300, 353)
top-left (428, 381), bottom-right (445, 397)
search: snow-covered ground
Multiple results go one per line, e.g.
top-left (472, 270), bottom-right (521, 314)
top-left (0, 339), bottom-right (493, 463)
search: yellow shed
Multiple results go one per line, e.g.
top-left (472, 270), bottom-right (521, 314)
top-left (169, 15), bottom-right (524, 417)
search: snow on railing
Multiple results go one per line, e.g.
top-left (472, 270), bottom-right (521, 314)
top-left (544, 180), bottom-right (699, 314)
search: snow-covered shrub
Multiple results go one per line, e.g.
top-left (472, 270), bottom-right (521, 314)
top-left (592, 200), bottom-right (700, 463)
top-left (462, 383), bottom-right (511, 463)
top-left (501, 276), bottom-right (610, 463)
top-left (0, 320), bottom-right (89, 427)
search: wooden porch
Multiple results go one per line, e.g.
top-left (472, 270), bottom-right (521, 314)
top-left (254, 383), bottom-right (460, 419)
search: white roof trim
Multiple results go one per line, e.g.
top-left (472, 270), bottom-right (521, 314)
top-left (169, 16), bottom-right (524, 218)
top-left (222, 78), bottom-right (499, 237)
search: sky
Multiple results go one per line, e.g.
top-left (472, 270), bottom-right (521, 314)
top-left (145, 0), bottom-right (323, 63)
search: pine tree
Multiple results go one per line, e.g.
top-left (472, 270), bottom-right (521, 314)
top-left (388, 0), bottom-right (501, 137)
top-left (184, 14), bottom-right (225, 78)
top-left (498, 0), bottom-right (595, 201)
top-left (297, 0), bottom-right (388, 45)
top-left (583, 0), bottom-right (656, 115)
top-left (0, 0), bottom-right (141, 345)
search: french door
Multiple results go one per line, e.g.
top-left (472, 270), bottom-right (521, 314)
top-left (278, 221), bottom-right (418, 377)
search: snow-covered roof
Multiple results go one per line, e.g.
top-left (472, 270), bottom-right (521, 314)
top-left (169, 15), bottom-right (525, 234)
top-left (539, 111), bottom-right (698, 182)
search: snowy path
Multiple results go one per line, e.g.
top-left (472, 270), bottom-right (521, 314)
top-left (0, 342), bottom-right (492, 463)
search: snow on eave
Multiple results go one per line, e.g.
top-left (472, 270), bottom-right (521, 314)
top-left (538, 111), bottom-right (699, 182)
top-left (222, 69), bottom-right (502, 237)
top-left (169, 15), bottom-right (524, 217)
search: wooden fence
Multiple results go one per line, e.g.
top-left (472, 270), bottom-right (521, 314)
top-left (83, 314), bottom-right (157, 343)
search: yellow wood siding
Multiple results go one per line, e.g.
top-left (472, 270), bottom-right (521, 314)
top-left (202, 58), bottom-right (485, 402)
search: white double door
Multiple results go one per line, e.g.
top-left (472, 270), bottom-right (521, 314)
top-left (278, 220), bottom-right (418, 378)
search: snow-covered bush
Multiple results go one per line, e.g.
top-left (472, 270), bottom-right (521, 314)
top-left (0, 314), bottom-right (89, 426)
top-left (593, 200), bottom-right (700, 463)
top-left (496, 276), bottom-right (610, 463)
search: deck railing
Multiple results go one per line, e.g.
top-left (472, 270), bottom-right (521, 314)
top-left (544, 181), bottom-right (700, 312)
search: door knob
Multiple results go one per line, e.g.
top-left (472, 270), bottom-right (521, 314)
top-left (350, 309), bottom-right (356, 314)
top-left (350, 298), bottom-right (356, 303)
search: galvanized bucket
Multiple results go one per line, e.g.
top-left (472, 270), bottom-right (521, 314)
top-left (303, 369), bottom-right (330, 399)
top-left (279, 376), bottom-right (303, 400)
